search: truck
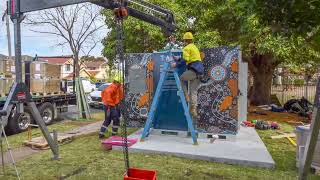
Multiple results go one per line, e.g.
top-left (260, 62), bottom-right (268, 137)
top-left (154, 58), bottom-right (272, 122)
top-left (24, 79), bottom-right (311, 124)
top-left (0, 94), bottom-right (76, 134)
top-left (0, 60), bottom-right (77, 135)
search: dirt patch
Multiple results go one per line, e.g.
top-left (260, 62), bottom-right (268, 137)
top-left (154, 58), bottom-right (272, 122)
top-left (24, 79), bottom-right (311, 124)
top-left (248, 106), bottom-right (310, 125)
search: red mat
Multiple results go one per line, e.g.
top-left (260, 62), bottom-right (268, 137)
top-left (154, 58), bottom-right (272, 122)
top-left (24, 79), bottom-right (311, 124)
top-left (101, 136), bottom-right (138, 147)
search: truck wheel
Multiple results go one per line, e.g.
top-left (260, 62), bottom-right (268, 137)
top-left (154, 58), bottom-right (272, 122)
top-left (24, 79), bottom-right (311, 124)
top-left (8, 107), bottom-right (34, 134)
top-left (39, 102), bottom-right (55, 125)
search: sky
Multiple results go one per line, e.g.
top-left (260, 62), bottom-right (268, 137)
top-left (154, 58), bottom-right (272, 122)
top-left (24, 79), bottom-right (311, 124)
top-left (0, 2), bottom-right (108, 57)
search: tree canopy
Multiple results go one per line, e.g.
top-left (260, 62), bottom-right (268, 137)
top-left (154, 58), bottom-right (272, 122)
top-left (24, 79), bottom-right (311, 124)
top-left (101, 0), bottom-right (320, 105)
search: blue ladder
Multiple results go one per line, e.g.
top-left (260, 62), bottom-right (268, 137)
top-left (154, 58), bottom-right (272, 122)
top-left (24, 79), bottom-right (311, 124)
top-left (140, 59), bottom-right (198, 145)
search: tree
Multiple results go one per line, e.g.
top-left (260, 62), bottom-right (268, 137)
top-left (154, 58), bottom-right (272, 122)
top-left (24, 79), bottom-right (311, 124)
top-left (102, 0), bottom-right (320, 105)
top-left (26, 4), bottom-right (104, 78)
top-left (176, 0), bottom-right (320, 105)
top-left (81, 55), bottom-right (106, 62)
top-left (26, 4), bottom-right (105, 118)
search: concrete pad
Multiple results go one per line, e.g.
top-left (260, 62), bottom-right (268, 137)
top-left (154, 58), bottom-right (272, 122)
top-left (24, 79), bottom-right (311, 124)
top-left (114, 127), bottom-right (275, 169)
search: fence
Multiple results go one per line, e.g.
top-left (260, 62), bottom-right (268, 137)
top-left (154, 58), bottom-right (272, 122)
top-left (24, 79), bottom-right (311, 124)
top-left (271, 84), bottom-right (316, 105)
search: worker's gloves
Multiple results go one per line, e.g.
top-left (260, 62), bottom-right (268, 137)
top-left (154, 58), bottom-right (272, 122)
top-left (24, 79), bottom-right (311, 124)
top-left (171, 62), bottom-right (176, 68)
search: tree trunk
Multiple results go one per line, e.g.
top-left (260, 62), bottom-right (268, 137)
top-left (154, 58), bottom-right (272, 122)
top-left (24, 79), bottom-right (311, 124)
top-left (74, 53), bottom-right (80, 78)
top-left (251, 68), bottom-right (274, 105)
top-left (246, 53), bottom-right (279, 106)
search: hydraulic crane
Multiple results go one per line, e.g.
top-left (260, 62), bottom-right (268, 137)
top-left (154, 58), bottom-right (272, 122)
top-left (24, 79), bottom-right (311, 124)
top-left (1, 0), bottom-right (176, 170)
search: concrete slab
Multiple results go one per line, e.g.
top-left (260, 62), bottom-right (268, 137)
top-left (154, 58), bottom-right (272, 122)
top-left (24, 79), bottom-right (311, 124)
top-left (114, 127), bottom-right (275, 169)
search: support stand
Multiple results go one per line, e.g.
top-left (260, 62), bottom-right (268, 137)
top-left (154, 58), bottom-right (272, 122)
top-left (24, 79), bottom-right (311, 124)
top-left (0, 110), bottom-right (20, 179)
top-left (0, 1), bottom-right (59, 160)
top-left (140, 54), bottom-right (198, 145)
top-left (75, 78), bottom-right (91, 119)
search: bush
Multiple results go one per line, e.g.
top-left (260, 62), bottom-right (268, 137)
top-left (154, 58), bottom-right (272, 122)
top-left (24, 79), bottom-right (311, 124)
top-left (293, 79), bottom-right (305, 86)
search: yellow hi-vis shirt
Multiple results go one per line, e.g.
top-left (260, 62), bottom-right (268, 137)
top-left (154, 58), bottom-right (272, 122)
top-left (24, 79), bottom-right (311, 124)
top-left (182, 43), bottom-right (202, 64)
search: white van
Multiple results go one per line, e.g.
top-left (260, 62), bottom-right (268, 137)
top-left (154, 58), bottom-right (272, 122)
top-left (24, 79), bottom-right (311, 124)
top-left (67, 78), bottom-right (96, 93)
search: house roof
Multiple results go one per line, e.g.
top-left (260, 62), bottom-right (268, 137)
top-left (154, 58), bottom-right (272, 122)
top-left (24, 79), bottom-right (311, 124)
top-left (38, 56), bottom-right (73, 65)
top-left (83, 61), bottom-right (107, 69)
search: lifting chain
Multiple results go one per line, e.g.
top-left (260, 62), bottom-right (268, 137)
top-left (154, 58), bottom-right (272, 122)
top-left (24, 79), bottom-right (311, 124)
top-left (114, 1), bottom-right (130, 174)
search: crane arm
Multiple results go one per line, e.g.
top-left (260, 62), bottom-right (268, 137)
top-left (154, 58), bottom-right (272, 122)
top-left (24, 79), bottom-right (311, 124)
top-left (9, 0), bottom-right (175, 34)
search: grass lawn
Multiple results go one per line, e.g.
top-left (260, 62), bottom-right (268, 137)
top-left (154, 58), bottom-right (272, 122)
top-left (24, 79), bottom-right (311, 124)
top-left (2, 113), bottom-right (320, 179)
top-left (4, 112), bottom-right (104, 151)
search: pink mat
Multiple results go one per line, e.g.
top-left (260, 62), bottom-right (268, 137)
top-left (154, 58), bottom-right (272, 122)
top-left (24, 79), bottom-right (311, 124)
top-left (101, 136), bottom-right (138, 147)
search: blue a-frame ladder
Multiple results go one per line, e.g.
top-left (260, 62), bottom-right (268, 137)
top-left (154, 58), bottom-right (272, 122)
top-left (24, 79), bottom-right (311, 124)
top-left (140, 53), bottom-right (198, 145)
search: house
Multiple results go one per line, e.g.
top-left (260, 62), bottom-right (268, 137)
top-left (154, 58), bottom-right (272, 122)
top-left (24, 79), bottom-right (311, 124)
top-left (38, 56), bottom-right (74, 79)
top-left (38, 56), bottom-right (109, 81)
top-left (83, 60), bottom-right (108, 82)
top-left (38, 56), bottom-right (92, 80)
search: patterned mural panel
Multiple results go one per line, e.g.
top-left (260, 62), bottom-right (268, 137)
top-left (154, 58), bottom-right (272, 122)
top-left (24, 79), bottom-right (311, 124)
top-left (122, 53), bottom-right (153, 127)
top-left (197, 46), bottom-right (240, 134)
top-left (123, 47), bottom-right (240, 134)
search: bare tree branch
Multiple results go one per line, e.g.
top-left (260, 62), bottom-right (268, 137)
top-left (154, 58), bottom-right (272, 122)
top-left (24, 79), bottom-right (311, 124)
top-left (25, 3), bottom-right (104, 80)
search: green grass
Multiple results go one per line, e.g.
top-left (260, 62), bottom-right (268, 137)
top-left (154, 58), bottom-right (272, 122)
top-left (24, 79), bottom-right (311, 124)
top-left (4, 122), bottom-right (78, 151)
top-left (2, 122), bottom-right (320, 179)
top-left (4, 112), bottom-right (104, 151)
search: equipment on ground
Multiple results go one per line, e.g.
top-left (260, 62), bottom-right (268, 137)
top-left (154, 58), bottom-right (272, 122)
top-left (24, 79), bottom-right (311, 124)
top-left (283, 98), bottom-right (313, 117)
top-left (255, 120), bottom-right (270, 130)
top-left (140, 52), bottom-right (198, 145)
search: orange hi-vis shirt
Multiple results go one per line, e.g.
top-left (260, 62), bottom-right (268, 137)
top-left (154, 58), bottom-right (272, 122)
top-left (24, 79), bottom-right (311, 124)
top-left (101, 83), bottom-right (124, 107)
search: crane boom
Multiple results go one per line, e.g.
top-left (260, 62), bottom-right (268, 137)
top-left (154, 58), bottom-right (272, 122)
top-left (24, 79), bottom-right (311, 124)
top-left (10, 0), bottom-right (175, 34)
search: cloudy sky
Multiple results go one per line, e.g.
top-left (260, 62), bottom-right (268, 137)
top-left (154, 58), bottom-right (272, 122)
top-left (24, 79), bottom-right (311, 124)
top-left (0, 2), bottom-right (108, 57)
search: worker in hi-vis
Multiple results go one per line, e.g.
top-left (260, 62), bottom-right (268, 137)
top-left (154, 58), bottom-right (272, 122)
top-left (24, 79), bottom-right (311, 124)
top-left (99, 77), bottom-right (124, 139)
top-left (171, 32), bottom-right (204, 119)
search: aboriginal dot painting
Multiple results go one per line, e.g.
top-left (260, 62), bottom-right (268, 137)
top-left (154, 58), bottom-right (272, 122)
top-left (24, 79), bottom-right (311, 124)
top-left (122, 53), bottom-right (153, 127)
top-left (197, 46), bottom-right (240, 134)
top-left (123, 46), bottom-right (240, 134)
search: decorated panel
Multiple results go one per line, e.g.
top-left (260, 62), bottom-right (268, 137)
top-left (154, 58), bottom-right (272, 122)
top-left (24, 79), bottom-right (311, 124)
top-left (123, 53), bottom-right (153, 127)
top-left (197, 46), bottom-right (240, 134)
top-left (124, 46), bottom-right (240, 134)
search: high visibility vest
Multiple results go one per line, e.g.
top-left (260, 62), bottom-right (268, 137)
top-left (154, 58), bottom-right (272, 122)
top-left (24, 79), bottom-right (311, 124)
top-left (101, 83), bottom-right (124, 107)
top-left (182, 43), bottom-right (201, 64)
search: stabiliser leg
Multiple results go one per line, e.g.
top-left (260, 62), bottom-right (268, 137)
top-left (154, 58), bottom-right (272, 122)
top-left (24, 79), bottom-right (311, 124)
top-left (1, 83), bottom-right (59, 159)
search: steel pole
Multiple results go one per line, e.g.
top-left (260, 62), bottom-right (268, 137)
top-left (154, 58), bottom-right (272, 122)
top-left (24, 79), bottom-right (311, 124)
top-left (12, 0), bottom-right (24, 114)
top-left (5, 9), bottom-right (12, 59)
